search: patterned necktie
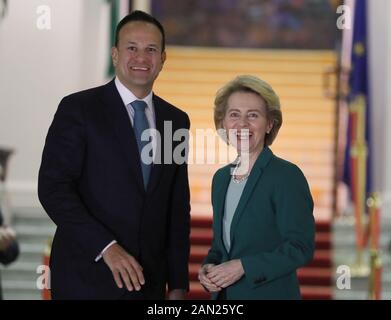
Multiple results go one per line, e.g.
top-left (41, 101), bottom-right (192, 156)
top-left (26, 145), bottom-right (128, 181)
top-left (131, 100), bottom-right (151, 188)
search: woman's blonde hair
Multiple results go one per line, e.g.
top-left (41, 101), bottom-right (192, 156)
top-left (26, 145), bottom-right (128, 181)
top-left (214, 75), bottom-right (282, 146)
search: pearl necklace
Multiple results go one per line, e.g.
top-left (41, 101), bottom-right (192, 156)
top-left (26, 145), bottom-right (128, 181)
top-left (232, 173), bottom-right (249, 183)
top-left (232, 159), bottom-right (249, 183)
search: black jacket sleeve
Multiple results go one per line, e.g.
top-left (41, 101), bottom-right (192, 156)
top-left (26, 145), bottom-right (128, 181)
top-left (38, 96), bottom-right (114, 260)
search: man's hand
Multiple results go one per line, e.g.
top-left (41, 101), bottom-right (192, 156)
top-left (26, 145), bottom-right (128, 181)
top-left (167, 289), bottom-right (186, 300)
top-left (198, 263), bottom-right (221, 292)
top-left (0, 226), bottom-right (16, 252)
top-left (102, 243), bottom-right (145, 292)
top-left (206, 259), bottom-right (244, 288)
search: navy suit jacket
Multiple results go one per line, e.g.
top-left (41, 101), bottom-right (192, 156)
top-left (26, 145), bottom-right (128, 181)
top-left (38, 80), bottom-right (191, 299)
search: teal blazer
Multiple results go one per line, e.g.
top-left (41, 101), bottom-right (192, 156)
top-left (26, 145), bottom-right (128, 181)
top-left (203, 147), bottom-right (315, 300)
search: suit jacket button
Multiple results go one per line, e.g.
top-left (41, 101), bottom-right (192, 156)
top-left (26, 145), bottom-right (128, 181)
top-left (254, 277), bottom-right (266, 284)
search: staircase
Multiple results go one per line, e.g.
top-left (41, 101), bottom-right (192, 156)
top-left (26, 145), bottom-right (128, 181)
top-left (156, 46), bottom-right (336, 299)
top-left (155, 46), bottom-right (337, 221)
top-left (187, 216), bottom-right (333, 300)
top-left (0, 207), bottom-right (55, 300)
top-left (333, 216), bottom-right (391, 300)
top-left (1, 208), bottom-right (333, 300)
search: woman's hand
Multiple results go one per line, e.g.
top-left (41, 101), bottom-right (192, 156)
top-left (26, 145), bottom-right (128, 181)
top-left (206, 259), bottom-right (244, 288)
top-left (198, 264), bottom-right (222, 292)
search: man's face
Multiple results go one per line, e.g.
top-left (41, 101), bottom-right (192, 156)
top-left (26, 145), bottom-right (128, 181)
top-left (112, 21), bottom-right (166, 98)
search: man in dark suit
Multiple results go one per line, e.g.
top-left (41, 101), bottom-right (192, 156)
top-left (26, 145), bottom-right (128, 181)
top-left (0, 208), bottom-right (19, 300)
top-left (38, 10), bottom-right (191, 300)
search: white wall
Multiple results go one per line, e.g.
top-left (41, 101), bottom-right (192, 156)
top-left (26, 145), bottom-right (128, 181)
top-left (0, 0), bottom-right (110, 207)
top-left (386, 14), bottom-right (391, 221)
top-left (368, 0), bottom-right (391, 220)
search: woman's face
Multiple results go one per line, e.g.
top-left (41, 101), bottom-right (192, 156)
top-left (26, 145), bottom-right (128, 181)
top-left (223, 91), bottom-right (273, 155)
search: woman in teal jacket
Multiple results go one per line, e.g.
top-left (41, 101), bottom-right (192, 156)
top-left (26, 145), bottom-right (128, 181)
top-left (199, 75), bottom-right (315, 300)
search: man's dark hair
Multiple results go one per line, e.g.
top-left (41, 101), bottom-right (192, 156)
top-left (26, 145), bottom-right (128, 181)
top-left (115, 10), bottom-right (165, 51)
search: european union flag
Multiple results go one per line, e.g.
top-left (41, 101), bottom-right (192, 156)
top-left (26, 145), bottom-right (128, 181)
top-left (343, 0), bottom-right (372, 203)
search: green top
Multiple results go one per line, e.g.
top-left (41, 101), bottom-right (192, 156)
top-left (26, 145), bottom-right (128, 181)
top-left (223, 178), bottom-right (247, 252)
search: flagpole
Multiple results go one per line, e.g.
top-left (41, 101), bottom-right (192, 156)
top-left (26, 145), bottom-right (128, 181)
top-left (367, 193), bottom-right (382, 299)
top-left (336, 0), bottom-right (355, 218)
top-left (341, 0), bottom-right (355, 67)
top-left (350, 95), bottom-right (369, 276)
top-left (344, 0), bottom-right (372, 277)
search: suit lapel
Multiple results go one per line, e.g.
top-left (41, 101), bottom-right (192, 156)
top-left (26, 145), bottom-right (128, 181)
top-left (101, 80), bottom-right (145, 193)
top-left (214, 166), bottom-right (232, 256)
top-left (229, 147), bottom-right (274, 250)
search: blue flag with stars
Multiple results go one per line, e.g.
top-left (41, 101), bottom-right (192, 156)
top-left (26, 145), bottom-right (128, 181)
top-left (343, 0), bottom-right (372, 204)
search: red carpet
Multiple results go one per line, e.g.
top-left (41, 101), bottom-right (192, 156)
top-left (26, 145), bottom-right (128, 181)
top-left (188, 216), bottom-right (333, 300)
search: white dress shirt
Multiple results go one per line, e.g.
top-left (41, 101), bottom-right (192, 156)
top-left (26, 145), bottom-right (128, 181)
top-left (115, 77), bottom-right (156, 129)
